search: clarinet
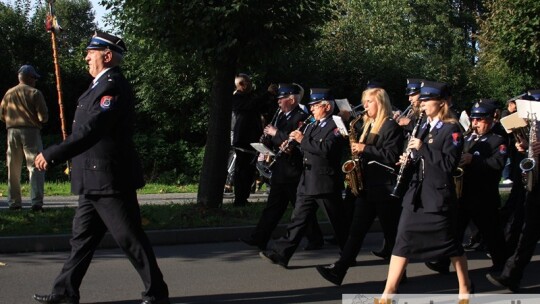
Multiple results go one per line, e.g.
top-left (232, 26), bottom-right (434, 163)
top-left (272, 115), bottom-right (314, 160)
top-left (260, 108), bottom-right (281, 146)
top-left (390, 111), bottom-right (425, 198)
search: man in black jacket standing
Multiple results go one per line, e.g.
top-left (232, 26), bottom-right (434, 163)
top-left (259, 88), bottom-right (348, 267)
top-left (231, 74), bottom-right (275, 206)
top-left (33, 32), bottom-right (169, 304)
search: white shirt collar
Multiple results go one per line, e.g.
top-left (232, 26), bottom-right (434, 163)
top-left (92, 67), bottom-right (113, 84)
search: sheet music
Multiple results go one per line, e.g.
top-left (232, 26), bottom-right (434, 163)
top-left (500, 112), bottom-right (528, 133)
top-left (250, 143), bottom-right (275, 156)
top-left (516, 99), bottom-right (540, 120)
top-left (335, 99), bottom-right (352, 112)
top-left (332, 115), bottom-right (348, 136)
top-left (459, 110), bottom-right (470, 132)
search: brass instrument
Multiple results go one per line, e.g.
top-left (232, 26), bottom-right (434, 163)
top-left (390, 111), bottom-right (425, 198)
top-left (342, 111), bottom-right (366, 196)
top-left (396, 104), bottom-right (413, 121)
top-left (351, 104), bottom-right (365, 118)
top-left (454, 130), bottom-right (477, 199)
top-left (453, 167), bottom-right (464, 199)
top-left (519, 113), bottom-right (538, 191)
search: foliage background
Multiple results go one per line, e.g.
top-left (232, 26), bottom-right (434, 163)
top-left (1, 0), bottom-right (539, 191)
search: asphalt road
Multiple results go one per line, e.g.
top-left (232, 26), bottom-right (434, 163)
top-left (1, 233), bottom-right (540, 304)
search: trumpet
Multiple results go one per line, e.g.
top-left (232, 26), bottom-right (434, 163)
top-left (390, 111), bottom-right (425, 198)
top-left (455, 129), bottom-right (478, 199)
top-left (396, 104), bottom-right (413, 121)
top-left (351, 105), bottom-right (366, 118)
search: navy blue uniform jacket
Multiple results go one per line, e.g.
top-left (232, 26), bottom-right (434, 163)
top-left (42, 67), bottom-right (145, 195)
top-left (270, 106), bottom-right (309, 184)
top-left (403, 121), bottom-right (463, 212)
top-left (298, 117), bottom-right (345, 195)
top-left (461, 131), bottom-right (507, 204)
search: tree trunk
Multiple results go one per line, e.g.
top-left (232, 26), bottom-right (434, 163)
top-left (197, 58), bottom-right (236, 208)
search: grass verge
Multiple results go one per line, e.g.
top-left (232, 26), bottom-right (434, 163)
top-left (0, 202), bottom-right (281, 237)
top-left (0, 182), bottom-right (198, 196)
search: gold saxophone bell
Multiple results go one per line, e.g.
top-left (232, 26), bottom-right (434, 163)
top-left (343, 114), bottom-right (364, 196)
top-left (453, 167), bottom-right (464, 199)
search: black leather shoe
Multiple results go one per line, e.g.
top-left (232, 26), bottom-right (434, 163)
top-left (303, 242), bottom-right (324, 251)
top-left (259, 250), bottom-right (288, 268)
top-left (463, 235), bottom-right (481, 251)
top-left (316, 264), bottom-right (346, 286)
top-left (424, 261), bottom-right (450, 274)
top-left (239, 237), bottom-right (266, 250)
top-left (371, 250), bottom-right (391, 260)
top-left (486, 273), bottom-right (519, 292)
top-left (33, 294), bottom-right (79, 304)
top-left (141, 298), bottom-right (170, 304)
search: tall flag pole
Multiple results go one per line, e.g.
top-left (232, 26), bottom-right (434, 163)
top-left (45, 0), bottom-right (70, 175)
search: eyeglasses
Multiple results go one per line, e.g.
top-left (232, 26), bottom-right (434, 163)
top-left (471, 117), bottom-right (489, 122)
top-left (310, 103), bottom-right (326, 109)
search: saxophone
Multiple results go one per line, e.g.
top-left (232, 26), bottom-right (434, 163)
top-left (519, 113), bottom-right (538, 192)
top-left (342, 112), bottom-right (366, 196)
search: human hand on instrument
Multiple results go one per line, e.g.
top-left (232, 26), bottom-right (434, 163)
top-left (459, 153), bottom-right (473, 167)
top-left (351, 142), bottom-right (365, 154)
top-left (515, 137), bottom-right (528, 153)
top-left (34, 153), bottom-right (49, 171)
top-left (397, 117), bottom-right (411, 126)
top-left (397, 152), bottom-right (409, 166)
top-left (264, 125), bottom-right (277, 137)
top-left (532, 141), bottom-right (540, 157)
top-left (407, 138), bottom-right (422, 151)
top-left (289, 130), bottom-right (303, 143)
top-left (279, 140), bottom-right (293, 154)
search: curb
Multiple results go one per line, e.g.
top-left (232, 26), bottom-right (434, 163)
top-left (0, 221), bottom-right (383, 254)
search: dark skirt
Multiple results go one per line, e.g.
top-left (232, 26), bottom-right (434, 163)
top-left (392, 205), bottom-right (464, 260)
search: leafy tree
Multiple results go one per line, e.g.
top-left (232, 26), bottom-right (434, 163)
top-left (280, 0), bottom-right (482, 111)
top-left (473, 0), bottom-right (540, 103)
top-left (102, 0), bottom-right (332, 207)
top-left (0, 0), bottom-right (98, 181)
top-left (478, 0), bottom-right (540, 81)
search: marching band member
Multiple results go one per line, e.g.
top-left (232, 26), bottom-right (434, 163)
top-left (396, 78), bottom-right (424, 133)
top-left (240, 83), bottom-right (323, 250)
top-left (380, 81), bottom-right (472, 300)
top-left (426, 101), bottom-right (508, 274)
top-left (316, 87), bottom-right (404, 285)
top-left (259, 88), bottom-right (348, 268)
top-left (487, 89), bottom-right (540, 292)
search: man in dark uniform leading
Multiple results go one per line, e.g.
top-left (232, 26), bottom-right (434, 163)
top-left (240, 83), bottom-right (323, 250)
top-left (259, 88), bottom-right (348, 267)
top-left (33, 32), bottom-right (169, 304)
